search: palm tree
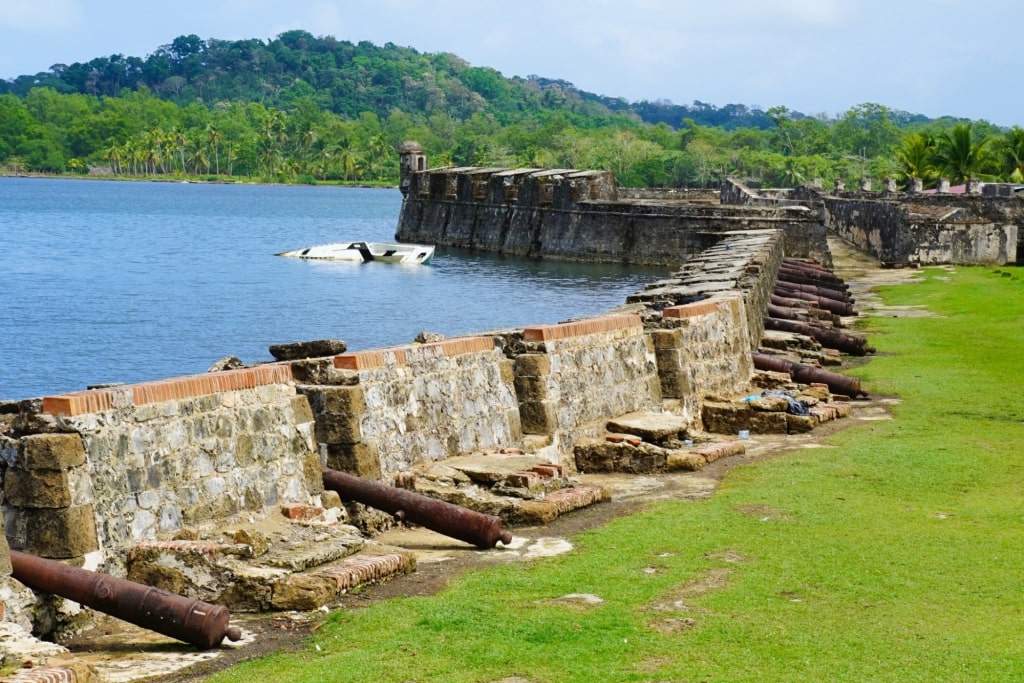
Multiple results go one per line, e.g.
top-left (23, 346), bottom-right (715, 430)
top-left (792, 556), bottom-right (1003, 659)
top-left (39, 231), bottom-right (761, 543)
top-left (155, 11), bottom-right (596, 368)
top-left (104, 143), bottom-right (122, 175)
top-left (933, 124), bottom-right (995, 184)
top-left (999, 126), bottom-right (1024, 182)
top-left (206, 124), bottom-right (222, 176)
top-left (894, 133), bottom-right (938, 188)
top-left (368, 133), bottom-right (391, 179)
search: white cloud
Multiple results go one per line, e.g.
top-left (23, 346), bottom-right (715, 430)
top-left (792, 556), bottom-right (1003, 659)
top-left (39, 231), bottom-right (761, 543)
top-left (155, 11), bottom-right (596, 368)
top-left (0, 0), bottom-right (83, 32)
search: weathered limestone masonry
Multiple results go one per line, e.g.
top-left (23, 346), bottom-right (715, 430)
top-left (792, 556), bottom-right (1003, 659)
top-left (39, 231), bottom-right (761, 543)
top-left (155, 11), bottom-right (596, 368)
top-left (395, 143), bottom-right (831, 266)
top-left (823, 192), bottom-right (1021, 265)
top-left (512, 315), bottom-right (661, 458)
top-left (622, 230), bottom-right (785, 426)
top-left (297, 337), bottom-right (522, 481)
top-left (722, 176), bottom-right (1024, 266)
top-left (1, 365), bottom-right (321, 576)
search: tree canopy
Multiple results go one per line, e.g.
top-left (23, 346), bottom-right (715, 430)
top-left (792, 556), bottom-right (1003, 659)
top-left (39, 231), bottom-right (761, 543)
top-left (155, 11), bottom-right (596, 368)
top-left (0, 33), bottom-right (1016, 188)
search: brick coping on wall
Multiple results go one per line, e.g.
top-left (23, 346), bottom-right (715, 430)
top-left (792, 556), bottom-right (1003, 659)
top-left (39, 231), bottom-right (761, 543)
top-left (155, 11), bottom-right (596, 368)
top-left (662, 294), bottom-right (742, 320)
top-left (333, 336), bottom-right (498, 371)
top-left (522, 315), bottom-right (642, 342)
top-left (41, 364), bottom-right (294, 417)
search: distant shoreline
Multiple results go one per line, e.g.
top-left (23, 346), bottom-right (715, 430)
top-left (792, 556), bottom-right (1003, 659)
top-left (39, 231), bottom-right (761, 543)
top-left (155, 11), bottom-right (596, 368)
top-left (0, 172), bottom-right (398, 190)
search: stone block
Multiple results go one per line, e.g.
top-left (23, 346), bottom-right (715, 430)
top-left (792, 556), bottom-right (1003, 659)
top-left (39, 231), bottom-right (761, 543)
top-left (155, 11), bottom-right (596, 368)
top-left (519, 400), bottom-right (556, 434)
top-left (300, 385), bottom-right (367, 416)
top-left (786, 414), bottom-right (817, 433)
top-left (750, 411), bottom-right (788, 434)
top-left (269, 339), bottom-right (347, 361)
top-left (4, 468), bottom-right (72, 508)
top-left (315, 412), bottom-right (362, 444)
top-left (655, 347), bottom-right (690, 399)
top-left (19, 434), bottom-right (86, 470)
top-left (574, 439), bottom-right (666, 474)
top-left (748, 396), bottom-right (789, 412)
top-left (498, 358), bottom-right (515, 385)
top-left (606, 411), bottom-right (688, 444)
top-left (650, 328), bottom-right (683, 350)
top-left (14, 504), bottom-right (99, 558)
top-left (514, 354), bottom-right (550, 377)
top-left (323, 443), bottom-right (382, 480)
top-left (513, 374), bottom-right (549, 402)
top-left (271, 574), bottom-right (337, 611)
top-left (302, 451), bottom-right (325, 495)
top-left (701, 401), bottom-right (752, 434)
top-left (666, 452), bottom-right (706, 471)
top-left (290, 395), bottom-right (315, 424)
top-left (0, 522), bottom-right (11, 575)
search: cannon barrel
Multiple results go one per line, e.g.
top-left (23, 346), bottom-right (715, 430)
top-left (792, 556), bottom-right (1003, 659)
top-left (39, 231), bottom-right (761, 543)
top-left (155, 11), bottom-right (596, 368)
top-left (774, 281), bottom-right (853, 304)
top-left (777, 268), bottom-right (850, 290)
top-left (764, 317), bottom-right (873, 356)
top-left (323, 468), bottom-right (513, 549)
top-left (10, 550), bottom-right (242, 649)
top-left (773, 287), bottom-right (857, 316)
top-left (752, 353), bottom-right (866, 397)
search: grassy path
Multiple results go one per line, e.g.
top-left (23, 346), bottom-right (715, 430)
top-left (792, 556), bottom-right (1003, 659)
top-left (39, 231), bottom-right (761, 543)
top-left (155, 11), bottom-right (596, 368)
top-left (210, 266), bottom-right (1024, 682)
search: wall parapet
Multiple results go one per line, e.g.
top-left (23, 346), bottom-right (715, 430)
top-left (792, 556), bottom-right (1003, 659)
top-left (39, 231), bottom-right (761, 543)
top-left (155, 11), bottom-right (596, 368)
top-left (41, 365), bottom-right (294, 417)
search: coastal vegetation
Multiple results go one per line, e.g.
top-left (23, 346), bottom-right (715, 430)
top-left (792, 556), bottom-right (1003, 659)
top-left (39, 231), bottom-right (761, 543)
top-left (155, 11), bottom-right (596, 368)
top-left (1, 32), bottom-right (1022, 188)
top-left (201, 266), bottom-right (1024, 682)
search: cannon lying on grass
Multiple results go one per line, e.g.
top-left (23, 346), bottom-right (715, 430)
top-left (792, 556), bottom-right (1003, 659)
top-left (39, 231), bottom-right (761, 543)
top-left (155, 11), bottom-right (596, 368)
top-left (10, 550), bottom-right (242, 649)
top-left (323, 468), bottom-right (513, 549)
top-left (753, 352), bottom-right (867, 398)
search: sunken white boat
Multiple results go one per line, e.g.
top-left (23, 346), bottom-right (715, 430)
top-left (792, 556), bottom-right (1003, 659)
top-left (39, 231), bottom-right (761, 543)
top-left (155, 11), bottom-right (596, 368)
top-left (277, 241), bottom-right (435, 264)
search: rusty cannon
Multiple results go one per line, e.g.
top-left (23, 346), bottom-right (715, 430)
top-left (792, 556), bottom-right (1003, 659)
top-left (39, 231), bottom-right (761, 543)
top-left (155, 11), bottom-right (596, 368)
top-left (773, 287), bottom-right (858, 316)
top-left (10, 550), bottom-right (242, 649)
top-left (323, 468), bottom-right (513, 549)
top-left (752, 352), bottom-right (866, 398)
top-left (764, 317), bottom-right (874, 356)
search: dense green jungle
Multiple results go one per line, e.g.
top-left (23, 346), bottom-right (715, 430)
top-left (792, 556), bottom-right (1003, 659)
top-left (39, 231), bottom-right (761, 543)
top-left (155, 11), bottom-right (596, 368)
top-left (3, 31), bottom-right (1023, 188)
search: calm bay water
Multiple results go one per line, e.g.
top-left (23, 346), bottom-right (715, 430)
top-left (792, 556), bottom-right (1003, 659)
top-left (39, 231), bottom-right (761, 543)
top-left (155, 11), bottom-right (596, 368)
top-left (0, 178), bottom-right (666, 401)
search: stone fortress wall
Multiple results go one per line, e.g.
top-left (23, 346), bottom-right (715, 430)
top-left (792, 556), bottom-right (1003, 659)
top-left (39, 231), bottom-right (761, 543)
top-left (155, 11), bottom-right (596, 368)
top-left (722, 176), bottom-right (1024, 266)
top-left (0, 142), bottom-right (899, 639)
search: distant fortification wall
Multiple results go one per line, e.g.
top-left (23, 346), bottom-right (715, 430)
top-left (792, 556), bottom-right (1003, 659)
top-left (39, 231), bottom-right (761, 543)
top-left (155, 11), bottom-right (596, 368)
top-left (395, 150), bottom-right (831, 266)
top-left (823, 194), bottom-right (1021, 265)
top-left (721, 176), bottom-right (1024, 266)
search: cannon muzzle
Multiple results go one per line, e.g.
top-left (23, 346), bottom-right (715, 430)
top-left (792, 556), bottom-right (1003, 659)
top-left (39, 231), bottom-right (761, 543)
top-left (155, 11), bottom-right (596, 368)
top-left (10, 550), bottom-right (242, 649)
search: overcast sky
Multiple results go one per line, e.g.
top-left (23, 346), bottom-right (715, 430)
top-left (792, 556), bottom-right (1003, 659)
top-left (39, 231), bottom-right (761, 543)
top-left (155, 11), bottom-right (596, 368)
top-left (1, 0), bottom-right (1020, 126)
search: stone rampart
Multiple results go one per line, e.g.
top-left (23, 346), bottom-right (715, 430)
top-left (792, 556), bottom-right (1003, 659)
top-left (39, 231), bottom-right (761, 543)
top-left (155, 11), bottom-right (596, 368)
top-left (824, 195), bottom-right (1021, 265)
top-left (299, 337), bottom-right (521, 480)
top-left (2, 366), bottom-right (320, 573)
top-left (514, 315), bottom-right (661, 457)
top-left (396, 164), bottom-right (830, 265)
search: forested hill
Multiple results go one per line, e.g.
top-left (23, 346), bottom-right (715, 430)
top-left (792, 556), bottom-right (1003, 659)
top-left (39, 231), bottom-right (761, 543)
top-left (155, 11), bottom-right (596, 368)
top-left (4, 31), bottom-right (1018, 189)
top-left (0, 31), bottom-right (777, 130)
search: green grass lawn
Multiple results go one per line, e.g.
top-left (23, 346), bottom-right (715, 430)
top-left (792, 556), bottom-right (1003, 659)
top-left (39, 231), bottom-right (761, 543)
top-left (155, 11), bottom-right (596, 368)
top-left (209, 266), bottom-right (1024, 683)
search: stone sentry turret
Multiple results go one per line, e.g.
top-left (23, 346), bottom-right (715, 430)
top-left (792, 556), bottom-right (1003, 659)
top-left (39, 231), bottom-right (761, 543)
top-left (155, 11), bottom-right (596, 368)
top-left (398, 141), bottom-right (427, 196)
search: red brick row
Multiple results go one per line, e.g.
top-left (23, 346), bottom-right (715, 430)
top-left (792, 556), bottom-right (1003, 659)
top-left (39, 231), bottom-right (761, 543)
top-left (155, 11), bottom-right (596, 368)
top-left (662, 300), bottom-right (722, 319)
top-left (314, 553), bottom-right (411, 592)
top-left (522, 315), bottom-right (642, 342)
top-left (4, 668), bottom-right (78, 683)
top-left (334, 336), bottom-right (496, 371)
top-left (42, 365), bottom-right (294, 417)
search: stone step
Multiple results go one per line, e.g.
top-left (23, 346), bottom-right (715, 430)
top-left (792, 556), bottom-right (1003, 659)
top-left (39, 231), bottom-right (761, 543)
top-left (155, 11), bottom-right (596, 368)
top-left (606, 411), bottom-right (690, 444)
top-left (269, 544), bottom-right (416, 611)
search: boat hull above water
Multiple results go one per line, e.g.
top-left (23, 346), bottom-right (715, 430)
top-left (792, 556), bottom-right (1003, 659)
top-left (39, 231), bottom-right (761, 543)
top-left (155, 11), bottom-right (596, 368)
top-left (277, 241), bottom-right (435, 264)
